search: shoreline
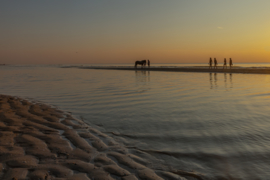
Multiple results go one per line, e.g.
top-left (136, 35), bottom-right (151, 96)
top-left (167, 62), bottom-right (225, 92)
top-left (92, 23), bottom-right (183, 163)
top-left (76, 66), bottom-right (270, 74)
top-left (0, 94), bottom-right (205, 180)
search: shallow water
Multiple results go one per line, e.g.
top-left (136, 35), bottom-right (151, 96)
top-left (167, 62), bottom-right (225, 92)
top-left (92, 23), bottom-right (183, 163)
top-left (1, 64), bottom-right (270, 179)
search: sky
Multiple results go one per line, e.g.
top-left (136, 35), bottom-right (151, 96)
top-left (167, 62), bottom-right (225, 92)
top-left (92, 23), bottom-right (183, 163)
top-left (0, 0), bottom-right (270, 64)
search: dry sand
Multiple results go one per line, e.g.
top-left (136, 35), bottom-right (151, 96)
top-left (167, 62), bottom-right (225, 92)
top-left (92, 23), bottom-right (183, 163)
top-left (0, 95), bottom-right (206, 180)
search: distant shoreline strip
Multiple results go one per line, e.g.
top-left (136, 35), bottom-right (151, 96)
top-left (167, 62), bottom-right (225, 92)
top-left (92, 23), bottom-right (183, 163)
top-left (75, 66), bottom-right (270, 74)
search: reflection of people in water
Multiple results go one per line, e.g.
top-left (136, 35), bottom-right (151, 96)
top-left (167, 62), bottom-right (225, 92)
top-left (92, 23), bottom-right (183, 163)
top-left (209, 73), bottom-right (233, 90)
top-left (230, 73), bottom-right (233, 88)
top-left (214, 73), bottom-right (217, 88)
top-left (147, 59), bottom-right (150, 67)
top-left (214, 58), bottom-right (218, 69)
top-left (229, 58), bottom-right (233, 69)
top-left (135, 70), bottom-right (146, 82)
top-left (209, 73), bottom-right (218, 89)
top-left (224, 73), bottom-right (227, 89)
top-left (223, 58), bottom-right (227, 69)
top-left (135, 70), bottom-right (150, 92)
top-left (209, 58), bottom-right (212, 69)
top-left (135, 70), bottom-right (151, 83)
top-left (209, 73), bottom-right (213, 89)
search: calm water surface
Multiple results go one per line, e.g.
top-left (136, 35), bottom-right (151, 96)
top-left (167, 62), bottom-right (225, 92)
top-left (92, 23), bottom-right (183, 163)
top-left (1, 64), bottom-right (270, 179)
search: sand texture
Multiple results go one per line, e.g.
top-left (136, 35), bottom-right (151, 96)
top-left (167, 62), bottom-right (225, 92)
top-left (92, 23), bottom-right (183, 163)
top-left (0, 95), bottom-right (205, 180)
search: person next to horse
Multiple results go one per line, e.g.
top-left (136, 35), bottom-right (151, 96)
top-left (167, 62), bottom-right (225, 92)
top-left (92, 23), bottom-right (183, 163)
top-left (209, 58), bottom-right (212, 69)
top-left (223, 58), bottom-right (227, 69)
top-left (147, 59), bottom-right (150, 67)
top-left (229, 58), bottom-right (233, 69)
top-left (214, 58), bottom-right (218, 69)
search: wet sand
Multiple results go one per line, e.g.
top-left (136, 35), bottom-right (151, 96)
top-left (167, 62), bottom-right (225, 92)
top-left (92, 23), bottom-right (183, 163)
top-left (81, 66), bottom-right (270, 74)
top-left (0, 95), bottom-right (206, 180)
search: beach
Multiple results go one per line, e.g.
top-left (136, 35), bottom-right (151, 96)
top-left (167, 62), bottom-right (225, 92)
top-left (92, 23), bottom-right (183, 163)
top-left (2, 65), bottom-right (270, 179)
top-left (80, 66), bottom-right (270, 74)
top-left (0, 94), bottom-right (203, 180)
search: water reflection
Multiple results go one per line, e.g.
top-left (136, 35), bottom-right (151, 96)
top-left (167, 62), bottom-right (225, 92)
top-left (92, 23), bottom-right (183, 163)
top-left (135, 70), bottom-right (150, 93)
top-left (230, 73), bottom-right (233, 89)
top-left (214, 73), bottom-right (218, 88)
top-left (224, 73), bottom-right (227, 89)
top-left (135, 70), bottom-right (150, 82)
top-left (209, 73), bottom-right (213, 89)
top-left (209, 73), bottom-right (233, 90)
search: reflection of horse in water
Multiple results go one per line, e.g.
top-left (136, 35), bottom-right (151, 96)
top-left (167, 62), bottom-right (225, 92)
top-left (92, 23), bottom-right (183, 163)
top-left (135, 60), bottom-right (146, 68)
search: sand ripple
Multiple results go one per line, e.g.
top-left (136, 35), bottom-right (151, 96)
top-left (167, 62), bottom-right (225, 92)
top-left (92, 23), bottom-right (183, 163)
top-left (0, 95), bottom-right (205, 180)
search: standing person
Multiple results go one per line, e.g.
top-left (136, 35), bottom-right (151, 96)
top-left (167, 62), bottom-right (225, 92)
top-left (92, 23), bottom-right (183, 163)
top-left (214, 58), bottom-right (218, 69)
top-left (229, 58), bottom-right (233, 69)
top-left (147, 59), bottom-right (150, 67)
top-left (223, 58), bottom-right (227, 69)
top-left (209, 58), bottom-right (212, 69)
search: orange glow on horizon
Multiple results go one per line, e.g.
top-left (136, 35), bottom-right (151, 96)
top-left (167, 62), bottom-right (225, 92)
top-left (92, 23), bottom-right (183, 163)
top-left (0, 1), bottom-right (270, 64)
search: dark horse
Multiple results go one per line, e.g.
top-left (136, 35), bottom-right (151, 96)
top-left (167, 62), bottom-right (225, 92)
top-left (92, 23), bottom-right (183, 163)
top-left (135, 60), bottom-right (146, 68)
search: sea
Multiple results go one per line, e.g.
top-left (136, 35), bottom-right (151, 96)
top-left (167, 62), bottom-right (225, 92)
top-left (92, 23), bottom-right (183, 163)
top-left (1, 63), bottom-right (270, 180)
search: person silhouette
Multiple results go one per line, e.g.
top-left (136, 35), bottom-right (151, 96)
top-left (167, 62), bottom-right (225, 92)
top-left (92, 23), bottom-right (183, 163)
top-left (229, 58), bottom-right (233, 69)
top-left (147, 59), bottom-right (150, 67)
top-left (223, 58), bottom-right (227, 69)
top-left (214, 58), bottom-right (218, 69)
top-left (209, 58), bottom-right (212, 69)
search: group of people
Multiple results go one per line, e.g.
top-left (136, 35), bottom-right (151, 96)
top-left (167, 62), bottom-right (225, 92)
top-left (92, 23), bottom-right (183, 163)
top-left (209, 58), bottom-right (233, 69)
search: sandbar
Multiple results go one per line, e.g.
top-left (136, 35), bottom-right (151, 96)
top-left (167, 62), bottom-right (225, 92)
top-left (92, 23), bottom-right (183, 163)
top-left (79, 66), bottom-right (270, 74)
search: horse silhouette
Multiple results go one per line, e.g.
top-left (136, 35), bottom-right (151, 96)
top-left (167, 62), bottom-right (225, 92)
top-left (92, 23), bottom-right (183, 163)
top-left (135, 60), bottom-right (146, 68)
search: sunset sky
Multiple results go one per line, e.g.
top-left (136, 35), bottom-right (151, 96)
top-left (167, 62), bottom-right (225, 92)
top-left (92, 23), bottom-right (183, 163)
top-left (1, 0), bottom-right (270, 64)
